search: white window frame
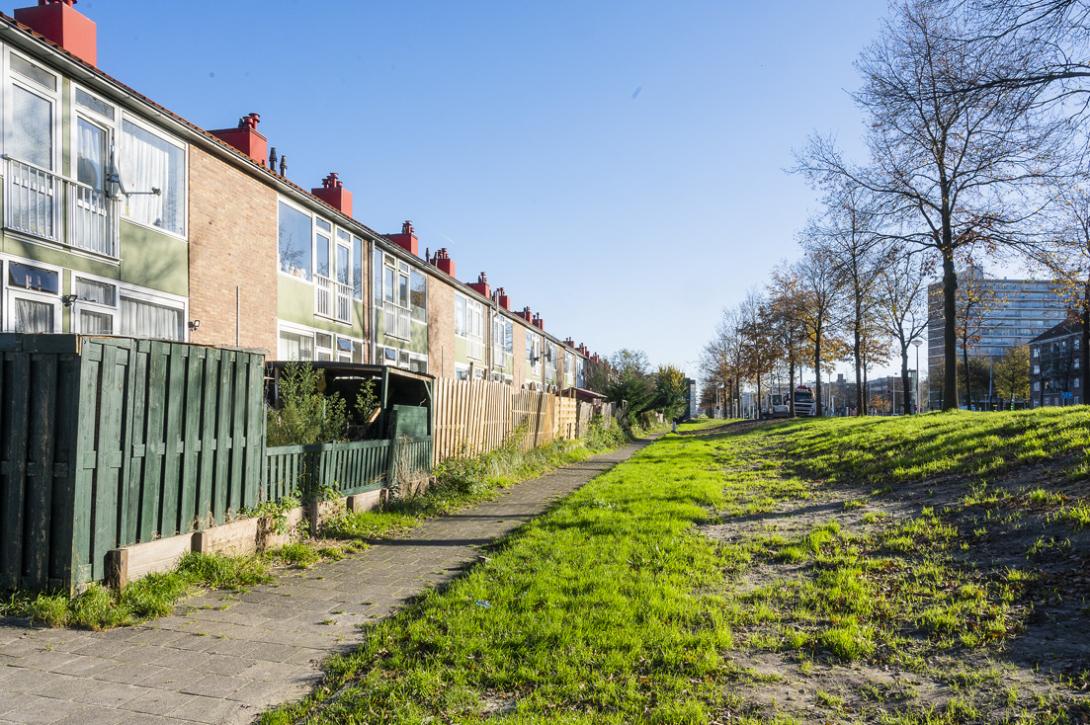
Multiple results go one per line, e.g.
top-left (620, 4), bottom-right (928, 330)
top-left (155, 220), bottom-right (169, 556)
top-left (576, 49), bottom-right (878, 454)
top-left (72, 271), bottom-right (119, 334)
top-left (117, 285), bottom-right (187, 341)
top-left (116, 111), bottom-right (188, 240)
top-left (455, 293), bottom-right (484, 361)
top-left (277, 196), bottom-right (316, 282)
top-left (4, 48), bottom-right (61, 171)
top-left (1, 255), bottom-right (62, 333)
top-left (379, 253), bottom-right (411, 341)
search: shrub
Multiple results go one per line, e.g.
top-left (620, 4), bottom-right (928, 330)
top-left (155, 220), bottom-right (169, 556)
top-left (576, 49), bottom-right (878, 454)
top-left (267, 363), bottom-right (349, 446)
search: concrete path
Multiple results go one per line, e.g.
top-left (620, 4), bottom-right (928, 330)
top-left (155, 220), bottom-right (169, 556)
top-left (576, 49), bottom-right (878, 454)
top-left (0, 441), bottom-right (646, 725)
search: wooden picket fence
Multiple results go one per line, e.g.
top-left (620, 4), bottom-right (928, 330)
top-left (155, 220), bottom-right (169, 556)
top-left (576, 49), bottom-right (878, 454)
top-left (432, 379), bottom-right (611, 462)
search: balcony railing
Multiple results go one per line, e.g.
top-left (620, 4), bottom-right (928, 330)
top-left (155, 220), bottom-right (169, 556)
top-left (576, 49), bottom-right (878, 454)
top-left (3, 156), bottom-right (118, 258)
top-left (315, 275), bottom-right (354, 324)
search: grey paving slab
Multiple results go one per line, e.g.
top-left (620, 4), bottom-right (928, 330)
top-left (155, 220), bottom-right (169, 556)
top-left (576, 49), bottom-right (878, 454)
top-left (0, 441), bottom-right (644, 724)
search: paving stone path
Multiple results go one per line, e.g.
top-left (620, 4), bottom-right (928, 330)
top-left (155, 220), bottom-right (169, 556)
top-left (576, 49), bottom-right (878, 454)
top-left (0, 441), bottom-right (646, 724)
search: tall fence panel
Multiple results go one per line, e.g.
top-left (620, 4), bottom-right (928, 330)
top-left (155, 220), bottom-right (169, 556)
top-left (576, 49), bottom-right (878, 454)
top-left (0, 337), bottom-right (80, 591)
top-left (0, 335), bottom-right (266, 591)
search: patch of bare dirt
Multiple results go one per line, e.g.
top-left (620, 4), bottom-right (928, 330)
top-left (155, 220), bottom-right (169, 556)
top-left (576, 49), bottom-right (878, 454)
top-left (703, 454), bottom-right (1090, 722)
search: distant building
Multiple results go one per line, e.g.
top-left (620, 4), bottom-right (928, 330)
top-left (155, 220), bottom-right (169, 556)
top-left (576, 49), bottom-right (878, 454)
top-left (824, 372), bottom-right (918, 415)
top-left (927, 266), bottom-right (1068, 409)
top-left (1030, 319), bottom-right (1083, 407)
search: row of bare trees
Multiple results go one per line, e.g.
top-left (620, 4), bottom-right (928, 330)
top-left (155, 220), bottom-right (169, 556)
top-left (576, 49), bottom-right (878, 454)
top-left (704, 0), bottom-right (1090, 415)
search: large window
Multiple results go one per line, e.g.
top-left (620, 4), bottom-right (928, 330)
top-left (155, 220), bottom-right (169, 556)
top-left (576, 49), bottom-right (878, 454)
top-left (4, 261), bottom-right (59, 333)
top-left (410, 270), bottom-right (427, 322)
top-left (373, 252), bottom-right (411, 340)
top-left (120, 119), bottom-right (185, 236)
top-left (278, 201), bottom-right (313, 280)
top-left (120, 293), bottom-right (184, 340)
top-left (493, 315), bottom-right (513, 363)
top-left (525, 331), bottom-right (542, 379)
top-left (455, 293), bottom-right (484, 360)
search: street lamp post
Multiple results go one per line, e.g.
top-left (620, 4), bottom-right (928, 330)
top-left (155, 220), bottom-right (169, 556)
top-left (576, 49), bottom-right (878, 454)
top-left (912, 338), bottom-right (924, 414)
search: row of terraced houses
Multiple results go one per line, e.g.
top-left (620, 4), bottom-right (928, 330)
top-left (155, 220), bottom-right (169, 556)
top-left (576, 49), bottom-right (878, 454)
top-left (0, 1), bottom-right (605, 392)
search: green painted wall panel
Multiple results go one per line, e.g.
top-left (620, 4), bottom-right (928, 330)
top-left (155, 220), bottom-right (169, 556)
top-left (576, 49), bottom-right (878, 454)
top-left (117, 221), bottom-right (188, 296)
top-left (277, 274), bottom-right (366, 337)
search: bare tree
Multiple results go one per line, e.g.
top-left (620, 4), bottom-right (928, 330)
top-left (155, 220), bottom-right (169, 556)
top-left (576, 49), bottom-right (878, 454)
top-left (877, 251), bottom-right (931, 413)
top-left (798, 0), bottom-right (1068, 410)
top-left (768, 266), bottom-right (808, 416)
top-left (737, 291), bottom-right (780, 417)
top-left (803, 181), bottom-right (885, 416)
top-left (794, 253), bottom-right (845, 416)
top-left (963, 0), bottom-right (1090, 109)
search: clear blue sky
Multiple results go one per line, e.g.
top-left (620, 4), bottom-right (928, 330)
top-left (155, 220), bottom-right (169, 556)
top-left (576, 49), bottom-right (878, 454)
top-left (70, 0), bottom-right (889, 378)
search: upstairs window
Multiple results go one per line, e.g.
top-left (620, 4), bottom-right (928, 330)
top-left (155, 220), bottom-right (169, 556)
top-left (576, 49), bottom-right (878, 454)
top-left (278, 201), bottom-right (312, 280)
top-left (410, 270), bottom-right (427, 322)
top-left (120, 119), bottom-right (185, 236)
top-left (455, 293), bottom-right (484, 360)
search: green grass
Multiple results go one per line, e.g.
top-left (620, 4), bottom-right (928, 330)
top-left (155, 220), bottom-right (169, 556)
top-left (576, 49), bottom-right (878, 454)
top-left (263, 409), bottom-right (1090, 723)
top-left (6, 552), bottom-right (271, 630)
top-left (321, 421), bottom-right (629, 542)
top-left (677, 417), bottom-right (740, 433)
top-left (264, 434), bottom-right (732, 724)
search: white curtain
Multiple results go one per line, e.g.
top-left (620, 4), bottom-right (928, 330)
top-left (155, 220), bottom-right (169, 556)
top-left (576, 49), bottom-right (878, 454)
top-left (13, 298), bottom-right (54, 333)
top-left (77, 118), bottom-right (105, 190)
top-left (120, 296), bottom-right (182, 340)
top-left (79, 309), bottom-right (113, 334)
top-left (121, 121), bottom-right (183, 235)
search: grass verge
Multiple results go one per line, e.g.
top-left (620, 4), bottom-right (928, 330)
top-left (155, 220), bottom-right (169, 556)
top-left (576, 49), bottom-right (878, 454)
top-left (321, 420), bottom-right (628, 542)
top-left (2, 552), bottom-right (270, 630)
top-left (262, 410), bottom-right (1090, 723)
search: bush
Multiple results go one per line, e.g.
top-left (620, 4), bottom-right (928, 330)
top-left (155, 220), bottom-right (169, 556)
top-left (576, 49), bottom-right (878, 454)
top-left (267, 363), bottom-right (350, 446)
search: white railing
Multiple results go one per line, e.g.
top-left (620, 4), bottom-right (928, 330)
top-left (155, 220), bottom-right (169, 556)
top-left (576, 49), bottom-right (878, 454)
top-left (315, 275), bottom-right (334, 319)
top-left (3, 156), bottom-right (118, 258)
top-left (382, 304), bottom-right (411, 340)
top-left (315, 277), bottom-right (354, 324)
top-left (335, 281), bottom-right (352, 324)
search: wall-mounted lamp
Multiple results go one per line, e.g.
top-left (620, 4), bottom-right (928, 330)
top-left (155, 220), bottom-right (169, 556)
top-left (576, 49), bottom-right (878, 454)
top-left (188, 320), bottom-right (201, 331)
top-left (61, 294), bottom-right (78, 307)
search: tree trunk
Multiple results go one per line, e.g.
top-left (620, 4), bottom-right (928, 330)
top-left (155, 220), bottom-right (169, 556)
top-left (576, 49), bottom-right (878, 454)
top-left (814, 334), bottom-right (824, 417)
top-left (854, 303), bottom-right (863, 416)
top-left (755, 370), bottom-right (763, 420)
top-left (1083, 279), bottom-right (1090, 404)
top-left (962, 333), bottom-right (972, 410)
top-left (901, 343), bottom-right (912, 415)
top-left (941, 246), bottom-right (958, 410)
top-left (788, 353), bottom-right (796, 417)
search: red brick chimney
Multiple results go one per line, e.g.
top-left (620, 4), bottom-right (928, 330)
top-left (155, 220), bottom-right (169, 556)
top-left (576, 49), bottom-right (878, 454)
top-left (387, 220), bottom-right (418, 256)
top-left (563, 337), bottom-right (575, 347)
top-left (494, 287), bottom-right (510, 311)
top-left (432, 248), bottom-right (456, 277)
top-left (16, 1), bottom-right (96, 67)
top-left (518, 306), bottom-right (533, 322)
top-left (532, 313), bottom-right (544, 330)
top-left (210, 113), bottom-right (268, 167)
top-left (577, 343), bottom-right (589, 356)
top-left (312, 172), bottom-right (352, 216)
top-left (468, 272), bottom-right (490, 298)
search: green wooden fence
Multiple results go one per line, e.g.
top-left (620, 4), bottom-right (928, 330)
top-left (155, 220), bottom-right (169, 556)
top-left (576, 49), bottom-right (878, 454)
top-left (264, 436), bottom-right (432, 501)
top-left (0, 335), bottom-right (265, 591)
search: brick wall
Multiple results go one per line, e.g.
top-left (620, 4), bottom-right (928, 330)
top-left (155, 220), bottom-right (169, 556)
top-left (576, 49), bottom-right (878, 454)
top-left (428, 275), bottom-right (455, 379)
top-left (188, 147), bottom-right (278, 354)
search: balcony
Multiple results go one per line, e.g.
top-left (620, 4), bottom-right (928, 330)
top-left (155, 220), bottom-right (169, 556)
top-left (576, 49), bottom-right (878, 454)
top-left (3, 156), bottom-right (118, 258)
top-left (315, 275), bottom-right (354, 324)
